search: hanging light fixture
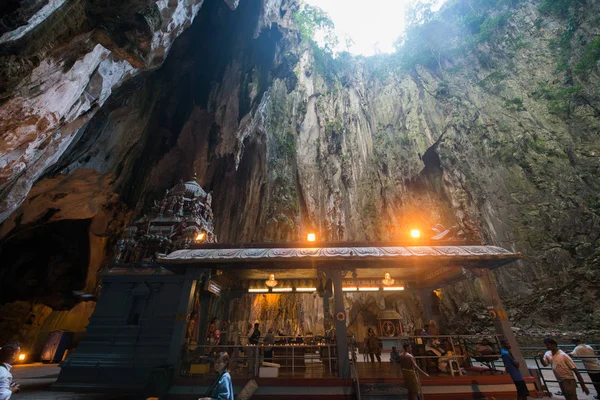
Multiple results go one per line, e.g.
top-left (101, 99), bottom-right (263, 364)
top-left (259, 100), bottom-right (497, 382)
top-left (265, 274), bottom-right (278, 288)
top-left (382, 272), bottom-right (395, 286)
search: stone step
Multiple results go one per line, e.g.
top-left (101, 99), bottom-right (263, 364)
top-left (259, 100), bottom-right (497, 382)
top-left (360, 382), bottom-right (409, 399)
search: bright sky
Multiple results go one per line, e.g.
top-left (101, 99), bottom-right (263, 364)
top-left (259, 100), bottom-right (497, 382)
top-left (305, 0), bottom-right (445, 56)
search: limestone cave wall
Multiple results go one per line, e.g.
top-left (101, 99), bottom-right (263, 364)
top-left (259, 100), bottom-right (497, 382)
top-left (1, 0), bottom-right (600, 350)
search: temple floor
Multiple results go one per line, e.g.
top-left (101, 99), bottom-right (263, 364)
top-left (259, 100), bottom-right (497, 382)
top-left (9, 362), bottom-right (597, 399)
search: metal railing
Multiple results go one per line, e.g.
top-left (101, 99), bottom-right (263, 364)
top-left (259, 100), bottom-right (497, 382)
top-left (520, 344), bottom-right (600, 357)
top-left (362, 334), bottom-right (505, 373)
top-left (349, 341), bottom-right (361, 400)
top-left (526, 351), bottom-right (600, 395)
top-left (180, 340), bottom-right (338, 378)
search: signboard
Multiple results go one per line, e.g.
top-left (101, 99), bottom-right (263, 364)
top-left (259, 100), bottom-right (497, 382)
top-left (207, 280), bottom-right (222, 296)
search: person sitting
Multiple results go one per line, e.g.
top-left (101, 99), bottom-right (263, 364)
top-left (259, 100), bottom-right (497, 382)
top-left (473, 338), bottom-right (500, 373)
top-left (475, 339), bottom-right (494, 356)
top-left (426, 339), bottom-right (451, 372)
top-left (420, 324), bottom-right (432, 337)
top-left (199, 352), bottom-right (234, 400)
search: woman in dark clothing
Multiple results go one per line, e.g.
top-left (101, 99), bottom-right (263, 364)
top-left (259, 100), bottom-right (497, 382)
top-left (199, 352), bottom-right (234, 400)
top-left (366, 327), bottom-right (381, 363)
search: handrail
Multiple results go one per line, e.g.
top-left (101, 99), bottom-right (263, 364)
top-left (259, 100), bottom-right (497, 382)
top-left (179, 343), bottom-right (338, 377)
top-left (349, 342), bottom-right (361, 400)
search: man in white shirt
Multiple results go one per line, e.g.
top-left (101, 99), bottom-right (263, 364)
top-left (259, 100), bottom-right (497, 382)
top-left (0, 343), bottom-right (21, 400)
top-left (539, 338), bottom-right (589, 400)
top-left (571, 338), bottom-right (600, 399)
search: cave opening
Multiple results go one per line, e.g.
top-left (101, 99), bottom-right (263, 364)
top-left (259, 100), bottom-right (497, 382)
top-left (0, 219), bottom-right (91, 309)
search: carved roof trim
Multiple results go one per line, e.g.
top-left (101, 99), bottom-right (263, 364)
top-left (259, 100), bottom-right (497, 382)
top-left (158, 245), bottom-right (522, 267)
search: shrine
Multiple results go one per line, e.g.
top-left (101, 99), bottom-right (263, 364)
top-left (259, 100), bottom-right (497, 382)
top-left (55, 177), bottom-right (536, 399)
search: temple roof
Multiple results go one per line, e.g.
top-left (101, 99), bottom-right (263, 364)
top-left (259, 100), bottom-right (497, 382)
top-left (160, 244), bottom-right (519, 266)
top-left (158, 244), bottom-right (522, 288)
top-left (169, 179), bottom-right (207, 199)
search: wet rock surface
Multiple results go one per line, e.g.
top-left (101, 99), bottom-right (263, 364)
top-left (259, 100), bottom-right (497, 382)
top-left (0, 0), bottom-right (599, 346)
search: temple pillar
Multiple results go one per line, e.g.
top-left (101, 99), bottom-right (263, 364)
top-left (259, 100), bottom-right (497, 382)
top-left (167, 268), bottom-right (209, 364)
top-left (196, 285), bottom-right (213, 346)
top-left (419, 288), bottom-right (435, 324)
top-left (477, 268), bottom-right (529, 377)
top-left (330, 268), bottom-right (350, 379)
top-left (323, 293), bottom-right (331, 332)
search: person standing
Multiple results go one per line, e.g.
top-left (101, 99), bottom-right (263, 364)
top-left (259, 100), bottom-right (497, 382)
top-left (500, 340), bottom-right (529, 400)
top-left (390, 346), bottom-right (401, 363)
top-left (366, 328), bottom-right (381, 363)
top-left (399, 342), bottom-right (429, 400)
top-left (390, 346), bottom-right (401, 376)
top-left (570, 338), bottom-right (600, 399)
top-left (0, 343), bottom-right (21, 400)
top-left (199, 352), bottom-right (234, 400)
top-left (264, 328), bottom-right (275, 362)
top-left (539, 338), bottom-right (589, 400)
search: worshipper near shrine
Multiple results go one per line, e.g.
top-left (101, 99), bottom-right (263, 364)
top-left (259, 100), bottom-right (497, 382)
top-left (263, 328), bottom-right (275, 362)
top-left (420, 324), bottom-right (432, 336)
top-left (570, 338), bottom-right (600, 399)
top-left (199, 352), bottom-right (234, 400)
top-left (390, 346), bottom-right (401, 363)
top-left (399, 342), bottom-right (429, 400)
top-left (428, 321), bottom-right (440, 337)
top-left (366, 328), bottom-right (381, 363)
top-left (0, 343), bottom-right (21, 400)
top-left (500, 339), bottom-right (529, 400)
top-left (539, 338), bottom-right (589, 399)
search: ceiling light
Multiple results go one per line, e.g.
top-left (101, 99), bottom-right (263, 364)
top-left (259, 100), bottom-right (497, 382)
top-left (296, 287), bottom-right (317, 292)
top-left (383, 286), bottom-right (405, 291)
top-left (358, 287), bottom-right (379, 291)
top-left (272, 288), bottom-right (293, 292)
top-left (248, 288), bottom-right (268, 293)
top-left (265, 274), bottom-right (278, 288)
top-left (342, 287), bottom-right (357, 291)
top-left (382, 272), bottom-right (395, 286)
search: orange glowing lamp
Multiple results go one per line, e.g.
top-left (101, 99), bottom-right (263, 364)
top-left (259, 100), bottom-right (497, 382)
top-left (307, 233), bottom-right (316, 242)
top-left (195, 232), bottom-right (206, 242)
top-left (410, 229), bottom-right (421, 239)
top-left (18, 353), bottom-right (25, 361)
